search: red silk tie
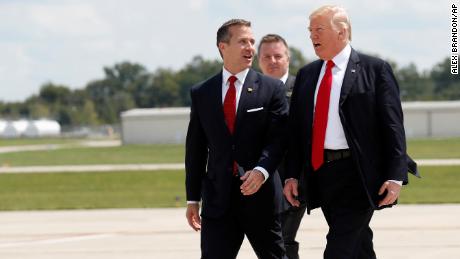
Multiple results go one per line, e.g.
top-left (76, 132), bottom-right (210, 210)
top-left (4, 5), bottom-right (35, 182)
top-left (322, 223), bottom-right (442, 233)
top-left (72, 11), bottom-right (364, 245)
top-left (224, 75), bottom-right (238, 175)
top-left (311, 60), bottom-right (335, 171)
top-left (224, 75), bottom-right (237, 134)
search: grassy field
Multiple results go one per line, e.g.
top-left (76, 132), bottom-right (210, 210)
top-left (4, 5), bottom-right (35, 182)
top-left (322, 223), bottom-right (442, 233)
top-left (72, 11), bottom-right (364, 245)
top-left (0, 166), bottom-right (457, 211)
top-left (0, 145), bottom-right (184, 166)
top-left (0, 137), bottom-right (459, 210)
top-left (0, 138), bottom-right (83, 147)
top-left (1, 137), bottom-right (460, 167)
top-left (0, 170), bottom-right (185, 210)
top-left (399, 166), bottom-right (460, 204)
top-left (407, 137), bottom-right (460, 158)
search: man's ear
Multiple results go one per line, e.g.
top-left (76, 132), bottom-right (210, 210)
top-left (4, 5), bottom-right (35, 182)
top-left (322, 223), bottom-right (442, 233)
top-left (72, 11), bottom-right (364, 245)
top-left (218, 42), bottom-right (226, 54)
top-left (338, 28), bottom-right (347, 41)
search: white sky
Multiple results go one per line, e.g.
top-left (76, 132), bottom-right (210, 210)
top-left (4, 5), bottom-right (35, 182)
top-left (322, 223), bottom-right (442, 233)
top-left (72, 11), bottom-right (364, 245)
top-left (0, 0), bottom-right (450, 101)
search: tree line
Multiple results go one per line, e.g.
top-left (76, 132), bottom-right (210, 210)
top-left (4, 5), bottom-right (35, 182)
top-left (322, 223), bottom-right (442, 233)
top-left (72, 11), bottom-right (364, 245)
top-left (0, 47), bottom-right (458, 127)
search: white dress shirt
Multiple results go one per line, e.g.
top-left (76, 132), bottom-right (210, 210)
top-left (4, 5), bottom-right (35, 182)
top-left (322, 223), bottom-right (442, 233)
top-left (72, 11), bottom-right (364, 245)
top-left (280, 71), bottom-right (289, 84)
top-left (313, 44), bottom-right (351, 150)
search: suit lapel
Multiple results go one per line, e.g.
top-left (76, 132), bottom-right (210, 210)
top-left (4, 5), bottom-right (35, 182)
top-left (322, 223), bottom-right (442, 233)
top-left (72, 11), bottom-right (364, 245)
top-left (306, 61), bottom-right (323, 124)
top-left (207, 71), bottom-right (233, 137)
top-left (340, 49), bottom-right (361, 106)
top-left (234, 69), bottom-right (259, 135)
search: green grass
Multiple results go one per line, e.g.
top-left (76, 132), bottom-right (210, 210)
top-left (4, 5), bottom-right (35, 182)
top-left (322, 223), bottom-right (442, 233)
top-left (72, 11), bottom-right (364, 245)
top-left (0, 166), bottom-right (457, 211)
top-left (407, 137), bottom-right (460, 159)
top-left (0, 138), bottom-right (84, 147)
top-left (0, 138), bottom-right (459, 167)
top-left (0, 170), bottom-right (185, 210)
top-left (399, 166), bottom-right (460, 204)
top-left (0, 145), bottom-right (184, 166)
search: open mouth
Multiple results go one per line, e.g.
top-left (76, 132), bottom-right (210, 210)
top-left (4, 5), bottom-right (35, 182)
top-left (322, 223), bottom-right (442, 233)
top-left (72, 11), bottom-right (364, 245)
top-left (313, 43), bottom-right (321, 48)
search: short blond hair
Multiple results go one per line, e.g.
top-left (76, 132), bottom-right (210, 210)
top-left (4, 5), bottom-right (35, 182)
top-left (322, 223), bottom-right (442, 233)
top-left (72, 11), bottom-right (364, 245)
top-left (310, 5), bottom-right (352, 41)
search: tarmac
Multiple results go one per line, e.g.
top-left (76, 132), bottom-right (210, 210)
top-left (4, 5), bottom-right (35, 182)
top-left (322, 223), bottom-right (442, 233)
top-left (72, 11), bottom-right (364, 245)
top-left (0, 204), bottom-right (459, 259)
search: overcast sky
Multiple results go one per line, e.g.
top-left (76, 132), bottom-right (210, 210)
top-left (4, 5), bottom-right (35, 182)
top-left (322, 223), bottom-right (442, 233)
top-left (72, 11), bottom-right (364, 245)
top-left (0, 0), bottom-right (450, 102)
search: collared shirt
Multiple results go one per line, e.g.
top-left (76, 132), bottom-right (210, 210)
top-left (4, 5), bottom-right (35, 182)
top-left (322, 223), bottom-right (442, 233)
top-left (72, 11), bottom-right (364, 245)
top-left (280, 71), bottom-right (289, 84)
top-left (222, 67), bottom-right (249, 110)
top-left (313, 44), bottom-right (351, 150)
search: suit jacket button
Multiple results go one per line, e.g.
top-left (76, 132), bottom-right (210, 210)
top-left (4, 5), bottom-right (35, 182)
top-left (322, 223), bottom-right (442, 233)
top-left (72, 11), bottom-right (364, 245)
top-left (231, 145), bottom-right (235, 150)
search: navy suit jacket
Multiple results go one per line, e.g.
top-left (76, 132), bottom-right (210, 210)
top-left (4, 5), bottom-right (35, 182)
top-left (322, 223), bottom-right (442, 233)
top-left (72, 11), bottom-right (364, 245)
top-left (286, 49), bottom-right (417, 213)
top-left (185, 68), bottom-right (289, 218)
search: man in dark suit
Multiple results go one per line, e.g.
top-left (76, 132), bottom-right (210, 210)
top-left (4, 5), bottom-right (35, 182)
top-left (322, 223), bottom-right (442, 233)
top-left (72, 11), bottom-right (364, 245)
top-left (258, 34), bottom-right (306, 259)
top-left (185, 19), bottom-right (289, 259)
top-left (283, 5), bottom-right (416, 259)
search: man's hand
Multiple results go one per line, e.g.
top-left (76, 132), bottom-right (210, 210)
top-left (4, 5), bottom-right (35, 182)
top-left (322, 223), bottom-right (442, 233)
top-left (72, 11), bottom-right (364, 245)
top-left (378, 181), bottom-right (402, 207)
top-left (283, 179), bottom-right (300, 207)
top-left (186, 203), bottom-right (201, 231)
top-left (240, 169), bottom-right (264, 195)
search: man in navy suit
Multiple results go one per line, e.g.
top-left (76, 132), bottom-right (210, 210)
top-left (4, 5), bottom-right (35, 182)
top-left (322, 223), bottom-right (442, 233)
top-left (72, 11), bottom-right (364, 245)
top-left (258, 34), bottom-right (306, 259)
top-left (284, 5), bottom-right (416, 259)
top-left (185, 19), bottom-right (288, 259)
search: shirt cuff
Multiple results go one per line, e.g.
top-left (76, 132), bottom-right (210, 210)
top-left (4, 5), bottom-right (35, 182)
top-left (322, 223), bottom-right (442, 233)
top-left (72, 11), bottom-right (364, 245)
top-left (388, 180), bottom-right (403, 186)
top-left (187, 201), bottom-right (199, 204)
top-left (254, 166), bottom-right (269, 182)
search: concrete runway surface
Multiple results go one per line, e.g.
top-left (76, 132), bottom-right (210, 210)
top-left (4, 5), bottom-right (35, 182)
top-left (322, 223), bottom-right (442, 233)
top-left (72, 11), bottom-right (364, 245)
top-left (0, 204), bottom-right (459, 259)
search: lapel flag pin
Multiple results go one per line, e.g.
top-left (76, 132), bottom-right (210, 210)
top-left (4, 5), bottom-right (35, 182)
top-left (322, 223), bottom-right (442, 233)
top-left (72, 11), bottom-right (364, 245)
top-left (247, 87), bottom-right (253, 93)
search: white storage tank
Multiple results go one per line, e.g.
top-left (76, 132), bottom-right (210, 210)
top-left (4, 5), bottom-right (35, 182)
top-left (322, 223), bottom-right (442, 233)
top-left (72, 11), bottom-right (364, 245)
top-left (2, 119), bottom-right (29, 138)
top-left (0, 120), bottom-right (6, 135)
top-left (24, 119), bottom-right (61, 137)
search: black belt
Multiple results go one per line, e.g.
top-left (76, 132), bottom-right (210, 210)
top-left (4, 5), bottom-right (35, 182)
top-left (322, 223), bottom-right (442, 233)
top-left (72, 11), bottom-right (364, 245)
top-left (324, 149), bottom-right (351, 163)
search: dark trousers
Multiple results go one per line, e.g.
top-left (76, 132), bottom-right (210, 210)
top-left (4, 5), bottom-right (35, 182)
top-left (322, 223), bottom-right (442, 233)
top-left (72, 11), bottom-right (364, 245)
top-left (280, 203), bottom-right (307, 259)
top-left (313, 157), bottom-right (377, 259)
top-left (201, 177), bottom-right (287, 259)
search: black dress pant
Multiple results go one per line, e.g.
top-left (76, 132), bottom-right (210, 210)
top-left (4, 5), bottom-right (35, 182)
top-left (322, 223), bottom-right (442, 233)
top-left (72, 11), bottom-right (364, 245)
top-left (280, 202), bottom-right (307, 259)
top-left (201, 177), bottom-right (287, 259)
top-left (313, 157), bottom-right (377, 259)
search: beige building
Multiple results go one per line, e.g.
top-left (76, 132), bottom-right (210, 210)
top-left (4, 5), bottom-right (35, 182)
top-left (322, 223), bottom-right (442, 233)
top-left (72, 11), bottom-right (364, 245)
top-left (403, 101), bottom-right (460, 138)
top-left (121, 108), bottom-right (190, 145)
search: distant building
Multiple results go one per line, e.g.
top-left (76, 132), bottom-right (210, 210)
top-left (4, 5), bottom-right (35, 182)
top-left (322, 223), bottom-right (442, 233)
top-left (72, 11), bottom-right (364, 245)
top-left (121, 108), bottom-right (189, 145)
top-left (0, 119), bottom-right (61, 138)
top-left (120, 101), bottom-right (460, 145)
top-left (403, 101), bottom-right (460, 138)
top-left (24, 119), bottom-right (61, 137)
top-left (0, 120), bottom-right (7, 136)
top-left (2, 119), bottom-right (29, 138)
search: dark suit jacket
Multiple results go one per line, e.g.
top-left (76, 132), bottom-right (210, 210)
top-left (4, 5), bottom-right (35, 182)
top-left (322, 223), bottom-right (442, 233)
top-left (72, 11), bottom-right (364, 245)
top-left (286, 49), bottom-right (415, 213)
top-left (284, 75), bottom-right (295, 100)
top-left (277, 74), bottom-right (296, 182)
top-left (185, 68), bottom-right (289, 219)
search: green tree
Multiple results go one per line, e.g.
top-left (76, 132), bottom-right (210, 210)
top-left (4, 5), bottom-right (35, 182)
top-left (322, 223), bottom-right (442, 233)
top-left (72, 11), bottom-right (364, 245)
top-left (395, 63), bottom-right (434, 101)
top-left (86, 61), bottom-right (144, 123)
top-left (39, 83), bottom-right (72, 105)
top-left (176, 56), bottom-right (222, 106)
top-left (289, 46), bottom-right (309, 75)
top-left (431, 57), bottom-right (460, 100)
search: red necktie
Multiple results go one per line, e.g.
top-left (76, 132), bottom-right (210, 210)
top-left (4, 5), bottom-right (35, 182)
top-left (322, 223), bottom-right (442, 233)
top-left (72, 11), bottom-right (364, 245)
top-left (224, 75), bottom-right (238, 175)
top-left (224, 75), bottom-right (237, 134)
top-left (311, 60), bottom-right (335, 171)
